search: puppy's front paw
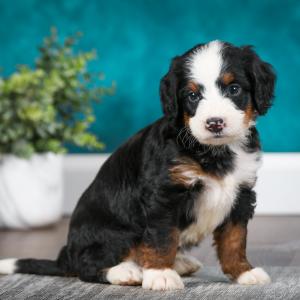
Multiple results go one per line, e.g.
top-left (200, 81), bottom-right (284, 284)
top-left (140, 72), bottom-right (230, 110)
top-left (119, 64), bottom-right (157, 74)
top-left (174, 253), bottom-right (202, 276)
top-left (236, 267), bottom-right (271, 285)
top-left (142, 268), bottom-right (184, 290)
top-left (106, 261), bottom-right (142, 285)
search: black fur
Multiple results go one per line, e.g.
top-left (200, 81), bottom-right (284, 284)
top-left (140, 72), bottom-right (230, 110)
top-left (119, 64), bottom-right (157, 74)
top-left (12, 41), bottom-right (275, 284)
top-left (245, 46), bottom-right (276, 115)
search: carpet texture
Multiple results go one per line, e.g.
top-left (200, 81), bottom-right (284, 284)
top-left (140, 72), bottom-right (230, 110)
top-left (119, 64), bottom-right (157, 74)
top-left (0, 267), bottom-right (300, 300)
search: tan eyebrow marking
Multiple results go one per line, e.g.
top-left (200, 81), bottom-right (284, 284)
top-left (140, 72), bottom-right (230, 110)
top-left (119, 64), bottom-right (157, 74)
top-left (187, 81), bottom-right (199, 92)
top-left (222, 73), bottom-right (235, 85)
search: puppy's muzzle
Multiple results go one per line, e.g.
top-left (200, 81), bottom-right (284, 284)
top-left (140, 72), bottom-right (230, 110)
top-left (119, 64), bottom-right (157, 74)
top-left (205, 117), bottom-right (225, 133)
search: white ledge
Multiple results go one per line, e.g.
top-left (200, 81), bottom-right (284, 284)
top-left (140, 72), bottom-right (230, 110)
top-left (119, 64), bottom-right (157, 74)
top-left (63, 153), bottom-right (300, 215)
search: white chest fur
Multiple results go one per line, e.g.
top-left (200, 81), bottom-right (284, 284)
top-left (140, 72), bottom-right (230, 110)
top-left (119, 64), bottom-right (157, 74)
top-left (179, 146), bottom-right (261, 247)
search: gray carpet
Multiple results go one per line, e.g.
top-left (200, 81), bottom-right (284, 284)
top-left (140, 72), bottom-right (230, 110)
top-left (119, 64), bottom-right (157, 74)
top-left (0, 267), bottom-right (300, 300)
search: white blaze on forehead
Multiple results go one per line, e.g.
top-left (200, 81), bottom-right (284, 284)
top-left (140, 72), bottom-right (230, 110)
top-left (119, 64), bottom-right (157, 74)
top-left (186, 40), bottom-right (250, 145)
top-left (187, 40), bottom-right (223, 90)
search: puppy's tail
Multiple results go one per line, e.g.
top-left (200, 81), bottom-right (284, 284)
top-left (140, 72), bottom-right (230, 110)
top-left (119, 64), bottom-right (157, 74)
top-left (0, 258), bottom-right (65, 276)
top-left (0, 246), bottom-right (70, 277)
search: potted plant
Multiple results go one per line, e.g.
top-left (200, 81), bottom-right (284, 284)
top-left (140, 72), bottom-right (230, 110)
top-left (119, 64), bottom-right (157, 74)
top-left (0, 28), bottom-right (114, 229)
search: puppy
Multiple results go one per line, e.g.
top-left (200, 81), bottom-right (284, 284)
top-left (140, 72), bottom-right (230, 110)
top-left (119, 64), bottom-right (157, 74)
top-left (0, 40), bottom-right (276, 290)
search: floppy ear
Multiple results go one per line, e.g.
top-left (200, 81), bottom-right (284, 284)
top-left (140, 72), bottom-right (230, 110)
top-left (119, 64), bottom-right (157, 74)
top-left (160, 57), bottom-right (179, 119)
top-left (243, 46), bottom-right (276, 115)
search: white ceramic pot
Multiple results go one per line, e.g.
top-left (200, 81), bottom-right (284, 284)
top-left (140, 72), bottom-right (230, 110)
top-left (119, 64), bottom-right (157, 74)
top-left (0, 153), bottom-right (63, 229)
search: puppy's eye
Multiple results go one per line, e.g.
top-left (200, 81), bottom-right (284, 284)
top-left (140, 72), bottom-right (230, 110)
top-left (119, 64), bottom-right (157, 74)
top-left (188, 92), bottom-right (201, 102)
top-left (227, 84), bottom-right (242, 96)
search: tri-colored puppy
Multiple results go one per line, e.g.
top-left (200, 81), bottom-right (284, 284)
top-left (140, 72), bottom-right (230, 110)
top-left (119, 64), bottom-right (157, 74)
top-left (0, 40), bottom-right (276, 290)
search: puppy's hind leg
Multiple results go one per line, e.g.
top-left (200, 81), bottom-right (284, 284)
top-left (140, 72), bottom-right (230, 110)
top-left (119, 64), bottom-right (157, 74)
top-left (78, 244), bottom-right (143, 286)
top-left (173, 252), bottom-right (202, 276)
top-left (78, 245), bottom-right (110, 283)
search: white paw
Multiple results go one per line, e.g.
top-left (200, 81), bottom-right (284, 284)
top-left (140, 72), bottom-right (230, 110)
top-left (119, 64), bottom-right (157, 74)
top-left (106, 261), bottom-right (142, 285)
top-left (236, 267), bottom-right (271, 285)
top-left (142, 268), bottom-right (184, 290)
top-left (173, 253), bottom-right (202, 276)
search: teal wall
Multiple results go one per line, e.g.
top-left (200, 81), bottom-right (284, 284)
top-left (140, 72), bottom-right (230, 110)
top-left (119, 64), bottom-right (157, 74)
top-left (1, 0), bottom-right (299, 152)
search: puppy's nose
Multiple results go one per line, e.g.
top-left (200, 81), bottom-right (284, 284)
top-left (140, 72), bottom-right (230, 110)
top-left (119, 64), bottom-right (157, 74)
top-left (205, 117), bottom-right (225, 133)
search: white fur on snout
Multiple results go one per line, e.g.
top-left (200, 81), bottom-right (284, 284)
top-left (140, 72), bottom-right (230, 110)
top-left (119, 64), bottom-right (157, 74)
top-left (189, 97), bottom-right (248, 145)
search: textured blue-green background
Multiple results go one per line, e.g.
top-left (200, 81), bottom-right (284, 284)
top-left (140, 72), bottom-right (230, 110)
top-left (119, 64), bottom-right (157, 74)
top-left (1, 0), bottom-right (299, 152)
